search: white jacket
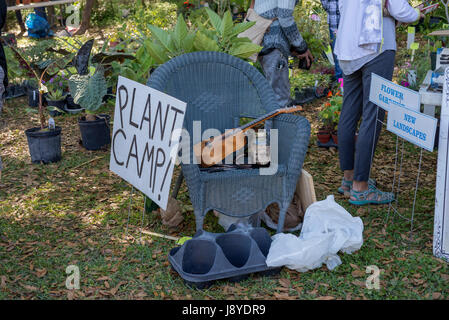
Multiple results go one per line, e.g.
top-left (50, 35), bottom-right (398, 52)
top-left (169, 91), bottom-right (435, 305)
top-left (335, 0), bottom-right (419, 62)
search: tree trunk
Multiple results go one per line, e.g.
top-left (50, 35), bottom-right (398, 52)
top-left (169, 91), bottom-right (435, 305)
top-left (74, 0), bottom-right (95, 35)
top-left (47, 5), bottom-right (56, 27)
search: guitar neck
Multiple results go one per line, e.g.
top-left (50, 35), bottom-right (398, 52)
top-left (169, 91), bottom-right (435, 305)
top-left (240, 109), bottom-right (280, 132)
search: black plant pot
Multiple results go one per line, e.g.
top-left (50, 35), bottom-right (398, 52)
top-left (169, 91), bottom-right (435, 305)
top-left (78, 114), bottom-right (111, 150)
top-left (102, 86), bottom-right (114, 103)
top-left (5, 84), bottom-right (26, 100)
top-left (25, 126), bottom-right (62, 164)
top-left (27, 88), bottom-right (39, 108)
top-left (65, 95), bottom-right (84, 114)
top-left (47, 96), bottom-right (67, 117)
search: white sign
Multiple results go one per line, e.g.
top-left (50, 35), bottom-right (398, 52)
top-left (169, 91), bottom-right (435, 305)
top-left (386, 105), bottom-right (437, 152)
top-left (109, 76), bottom-right (187, 210)
top-left (434, 67), bottom-right (449, 263)
top-left (369, 73), bottom-right (421, 112)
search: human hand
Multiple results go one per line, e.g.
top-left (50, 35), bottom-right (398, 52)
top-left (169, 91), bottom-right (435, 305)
top-left (294, 49), bottom-right (314, 68)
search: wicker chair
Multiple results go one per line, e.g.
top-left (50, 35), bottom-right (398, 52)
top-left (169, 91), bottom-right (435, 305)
top-left (147, 51), bottom-right (310, 233)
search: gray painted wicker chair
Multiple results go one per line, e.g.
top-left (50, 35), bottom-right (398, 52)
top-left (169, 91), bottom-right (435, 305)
top-left (147, 51), bottom-right (310, 233)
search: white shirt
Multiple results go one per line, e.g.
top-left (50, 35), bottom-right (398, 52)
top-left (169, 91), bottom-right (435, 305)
top-left (335, 0), bottom-right (419, 75)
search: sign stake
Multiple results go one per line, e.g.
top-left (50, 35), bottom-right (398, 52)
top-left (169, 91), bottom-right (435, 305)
top-left (409, 148), bottom-right (423, 242)
top-left (125, 186), bottom-right (135, 237)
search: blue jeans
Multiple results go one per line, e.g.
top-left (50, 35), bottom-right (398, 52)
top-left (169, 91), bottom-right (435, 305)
top-left (338, 50), bottom-right (396, 182)
top-left (329, 28), bottom-right (342, 80)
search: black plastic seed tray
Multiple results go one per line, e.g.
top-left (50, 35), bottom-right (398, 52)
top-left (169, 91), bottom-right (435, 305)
top-left (168, 224), bottom-right (280, 288)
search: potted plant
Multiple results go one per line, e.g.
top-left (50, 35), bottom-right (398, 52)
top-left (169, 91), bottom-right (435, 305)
top-left (318, 91), bottom-right (342, 145)
top-left (45, 73), bottom-right (69, 116)
top-left (69, 68), bottom-right (110, 151)
top-left (68, 40), bottom-right (109, 151)
top-left (7, 44), bottom-right (75, 164)
top-left (66, 39), bottom-right (135, 150)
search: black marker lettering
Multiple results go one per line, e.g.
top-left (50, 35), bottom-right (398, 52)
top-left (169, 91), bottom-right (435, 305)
top-left (169, 106), bottom-right (185, 147)
top-left (151, 102), bottom-right (170, 141)
top-left (129, 87), bottom-right (139, 129)
top-left (126, 134), bottom-right (139, 176)
top-left (152, 148), bottom-right (166, 193)
top-left (140, 94), bottom-right (152, 140)
top-left (118, 85), bottom-right (128, 129)
top-left (112, 129), bottom-right (126, 166)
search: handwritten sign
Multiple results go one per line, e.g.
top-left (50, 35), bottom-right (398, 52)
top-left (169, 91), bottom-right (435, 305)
top-left (434, 67), bottom-right (449, 263)
top-left (109, 76), bottom-right (187, 210)
top-left (369, 73), bottom-right (421, 112)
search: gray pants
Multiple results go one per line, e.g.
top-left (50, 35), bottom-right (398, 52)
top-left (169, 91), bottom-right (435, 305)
top-left (258, 49), bottom-right (291, 107)
top-left (338, 50), bottom-right (396, 182)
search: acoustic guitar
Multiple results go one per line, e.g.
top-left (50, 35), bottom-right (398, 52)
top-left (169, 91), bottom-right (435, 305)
top-left (193, 106), bottom-right (302, 167)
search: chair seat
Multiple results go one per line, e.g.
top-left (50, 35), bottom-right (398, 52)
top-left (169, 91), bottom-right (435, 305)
top-left (198, 164), bottom-right (287, 181)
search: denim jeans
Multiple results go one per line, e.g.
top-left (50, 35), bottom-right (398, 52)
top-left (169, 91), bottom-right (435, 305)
top-left (338, 50), bottom-right (396, 182)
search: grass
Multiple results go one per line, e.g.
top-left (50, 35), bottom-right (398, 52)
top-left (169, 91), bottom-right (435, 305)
top-left (0, 24), bottom-right (448, 300)
top-left (0, 92), bottom-right (447, 301)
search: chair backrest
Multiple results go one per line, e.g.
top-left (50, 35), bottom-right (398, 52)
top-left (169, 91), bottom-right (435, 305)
top-left (147, 51), bottom-right (279, 139)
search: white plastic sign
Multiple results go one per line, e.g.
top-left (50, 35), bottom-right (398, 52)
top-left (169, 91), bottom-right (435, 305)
top-left (109, 76), bottom-right (187, 210)
top-left (369, 73), bottom-right (421, 112)
top-left (386, 105), bottom-right (437, 152)
top-left (407, 27), bottom-right (415, 49)
top-left (434, 67), bottom-right (449, 263)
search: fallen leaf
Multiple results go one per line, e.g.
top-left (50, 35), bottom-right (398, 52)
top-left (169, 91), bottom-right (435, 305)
top-left (433, 292), bottom-right (442, 299)
top-left (279, 278), bottom-right (291, 288)
top-left (36, 268), bottom-right (47, 278)
top-left (317, 296), bottom-right (335, 300)
top-left (352, 270), bottom-right (366, 278)
top-left (22, 284), bottom-right (38, 291)
top-left (0, 276), bottom-right (7, 288)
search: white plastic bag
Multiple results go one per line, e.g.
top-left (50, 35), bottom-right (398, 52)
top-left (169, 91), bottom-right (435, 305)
top-left (266, 195), bottom-right (364, 272)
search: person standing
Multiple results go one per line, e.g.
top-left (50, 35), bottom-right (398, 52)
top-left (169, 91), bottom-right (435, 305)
top-left (320, 0), bottom-right (342, 82)
top-left (254, 0), bottom-right (313, 107)
top-left (334, 0), bottom-right (422, 205)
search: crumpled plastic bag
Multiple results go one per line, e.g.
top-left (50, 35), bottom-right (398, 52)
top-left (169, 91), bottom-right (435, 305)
top-left (266, 195), bottom-right (364, 272)
top-left (26, 14), bottom-right (53, 39)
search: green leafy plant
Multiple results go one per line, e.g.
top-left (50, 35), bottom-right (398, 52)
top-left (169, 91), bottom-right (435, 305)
top-left (143, 9), bottom-right (261, 66)
top-left (45, 73), bottom-right (69, 101)
top-left (68, 68), bottom-right (108, 119)
top-left (62, 39), bottom-right (133, 119)
top-left (290, 69), bottom-right (332, 96)
top-left (293, 3), bottom-right (329, 60)
top-left (318, 91), bottom-right (342, 132)
top-left (7, 44), bottom-right (75, 129)
top-left (194, 8), bottom-right (261, 59)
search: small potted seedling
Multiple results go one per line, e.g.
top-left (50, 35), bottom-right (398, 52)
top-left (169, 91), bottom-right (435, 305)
top-left (45, 73), bottom-right (69, 116)
top-left (318, 91), bottom-right (342, 145)
top-left (7, 44), bottom-right (75, 164)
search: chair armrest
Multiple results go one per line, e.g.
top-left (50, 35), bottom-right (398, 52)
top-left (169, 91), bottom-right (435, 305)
top-left (272, 114), bottom-right (311, 175)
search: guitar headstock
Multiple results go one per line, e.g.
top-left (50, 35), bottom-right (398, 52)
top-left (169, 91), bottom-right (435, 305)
top-left (277, 105), bottom-right (303, 114)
